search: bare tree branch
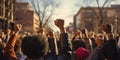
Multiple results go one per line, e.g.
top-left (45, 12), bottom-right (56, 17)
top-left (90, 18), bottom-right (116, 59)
top-left (41, 3), bottom-right (47, 26)
top-left (29, 0), bottom-right (59, 28)
top-left (43, 6), bottom-right (54, 27)
top-left (88, 0), bottom-right (115, 25)
top-left (82, 0), bottom-right (116, 29)
top-left (96, 0), bottom-right (100, 8)
top-left (102, 0), bottom-right (109, 7)
top-left (87, 6), bottom-right (99, 20)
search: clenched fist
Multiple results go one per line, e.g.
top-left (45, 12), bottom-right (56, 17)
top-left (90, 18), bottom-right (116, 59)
top-left (54, 19), bottom-right (64, 28)
top-left (54, 19), bottom-right (65, 33)
top-left (14, 24), bottom-right (22, 35)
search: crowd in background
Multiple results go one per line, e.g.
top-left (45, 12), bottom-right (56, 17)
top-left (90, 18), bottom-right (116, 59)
top-left (0, 19), bottom-right (120, 60)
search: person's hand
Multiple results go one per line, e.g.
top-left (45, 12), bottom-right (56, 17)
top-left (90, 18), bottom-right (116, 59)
top-left (38, 28), bottom-right (43, 34)
top-left (54, 19), bottom-right (64, 28)
top-left (46, 31), bottom-right (54, 38)
top-left (75, 30), bottom-right (81, 36)
top-left (14, 24), bottom-right (22, 35)
top-left (54, 19), bottom-right (65, 33)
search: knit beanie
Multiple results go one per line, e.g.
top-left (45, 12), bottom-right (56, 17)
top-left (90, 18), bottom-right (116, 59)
top-left (75, 47), bottom-right (89, 60)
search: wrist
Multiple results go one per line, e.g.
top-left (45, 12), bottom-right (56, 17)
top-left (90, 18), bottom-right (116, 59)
top-left (59, 27), bottom-right (65, 33)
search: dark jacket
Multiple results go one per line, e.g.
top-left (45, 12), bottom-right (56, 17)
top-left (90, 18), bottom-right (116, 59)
top-left (83, 38), bottom-right (92, 51)
top-left (90, 38), bottom-right (97, 50)
top-left (88, 47), bottom-right (104, 60)
top-left (59, 33), bottom-right (72, 53)
top-left (58, 33), bottom-right (72, 60)
top-left (103, 38), bottom-right (118, 60)
top-left (48, 37), bottom-right (57, 55)
top-left (72, 38), bottom-right (86, 51)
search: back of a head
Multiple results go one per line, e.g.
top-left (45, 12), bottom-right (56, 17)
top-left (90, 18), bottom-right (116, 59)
top-left (81, 29), bottom-right (87, 34)
top-left (102, 24), bottom-right (113, 34)
top-left (81, 29), bottom-right (88, 38)
top-left (21, 35), bottom-right (48, 59)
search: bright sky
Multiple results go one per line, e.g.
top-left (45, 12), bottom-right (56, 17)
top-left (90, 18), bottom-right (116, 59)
top-left (52, 0), bottom-right (81, 26)
top-left (16, 0), bottom-right (83, 27)
top-left (16, 0), bottom-right (120, 31)
top-left (51, 0), bottom-right (120, 31)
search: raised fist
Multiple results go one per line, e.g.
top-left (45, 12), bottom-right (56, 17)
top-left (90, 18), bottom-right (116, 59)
top-left (54, 19), bottom-right (64, 28)
top-left (46, 30), bottom-right (54, 38)
top-left (14, 24), bottom-right (22, 33)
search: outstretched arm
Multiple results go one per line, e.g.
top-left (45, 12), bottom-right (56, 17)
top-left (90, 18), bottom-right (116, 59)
top-left (54, 19), bottom-right (72, 52)
top-left (4, 24), bottom-right (22, 60)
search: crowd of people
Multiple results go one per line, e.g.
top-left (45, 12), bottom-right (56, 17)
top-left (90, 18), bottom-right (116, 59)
top-left (0, 19), bottom-right (120, 60)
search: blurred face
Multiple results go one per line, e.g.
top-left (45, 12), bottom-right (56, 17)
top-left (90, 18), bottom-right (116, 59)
top-left (101, 24), bottom-right (113, 34)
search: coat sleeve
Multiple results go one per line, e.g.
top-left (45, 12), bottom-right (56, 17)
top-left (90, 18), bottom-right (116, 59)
top-left (60, 33), bottom-right (72, 51)
top-left (4, 34), bottom-right (18, 60)
top-left (48, 37), bottom-right (58, 54)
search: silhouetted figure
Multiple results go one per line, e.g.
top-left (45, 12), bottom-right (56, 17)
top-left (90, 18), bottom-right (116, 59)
top-left (54, 19), bottom-right (72, 60)
top-left (102, 24), bottom-right (118, 60)
top-left (21, 35), bottom-right (49, 60)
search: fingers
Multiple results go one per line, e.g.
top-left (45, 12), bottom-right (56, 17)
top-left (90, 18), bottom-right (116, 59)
top-left (14, 24), bottom-right (22, 32)
top-left (54, 19), bottom-right (64, 27)
top-left (17, 24), bottom-right (22, 31)
top-left (46, 30), bottom-right (54, 37)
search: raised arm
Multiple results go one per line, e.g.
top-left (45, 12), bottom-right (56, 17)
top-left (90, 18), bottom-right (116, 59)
top-left (4, 24), bottom-right (22, 60)
top-left (54, 19), bottom-right (72, 51)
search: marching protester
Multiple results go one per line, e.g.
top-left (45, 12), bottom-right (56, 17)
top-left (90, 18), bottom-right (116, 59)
top-left (102, 24), bottom-right (118, 60)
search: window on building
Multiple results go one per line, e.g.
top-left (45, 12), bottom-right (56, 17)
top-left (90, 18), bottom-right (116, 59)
top-left (107, 10), bottom-right (115, 17)
top-left (84, 18), bottom-right (94, 31)
top-left (84, 10), bottom-right (94, 18)
top-left (0, 0), bottom-right (3, 17)
top-left (102, 11), bottom-right (107, 17)
top-left (117, 9), bottom-right (120, 18)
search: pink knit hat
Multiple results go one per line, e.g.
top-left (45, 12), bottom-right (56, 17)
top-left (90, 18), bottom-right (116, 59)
top-left (75, 47), bottom-right (89, 60)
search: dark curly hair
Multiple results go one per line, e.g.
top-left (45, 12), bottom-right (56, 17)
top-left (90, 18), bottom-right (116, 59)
top-left (21, 35), bottom-right (48, 58)
top-left (102, 24), bottom-right (113, 33)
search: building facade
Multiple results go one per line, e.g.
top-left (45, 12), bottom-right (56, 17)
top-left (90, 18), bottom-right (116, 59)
top-left (15, 2), bottom-right (39, 34)
top-left (0, 0), bottom-right (15, 33)
top-left (75, 6), bottom-right (120, 33)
